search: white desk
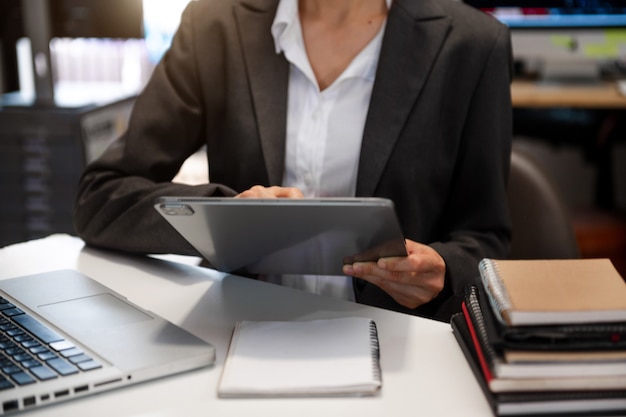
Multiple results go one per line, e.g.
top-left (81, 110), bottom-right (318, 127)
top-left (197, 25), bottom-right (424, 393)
top-left (0, 234), bottom-right (491, 416)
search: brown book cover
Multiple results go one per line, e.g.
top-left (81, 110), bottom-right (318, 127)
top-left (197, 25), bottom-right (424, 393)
top-left (479, 258), bottom-right (626, 326)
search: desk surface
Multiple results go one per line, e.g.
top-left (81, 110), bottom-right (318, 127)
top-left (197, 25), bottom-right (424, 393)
top-left (511, 79), bottom-right (626, 108)
top-left (0, 235), bottom-right (491, 417)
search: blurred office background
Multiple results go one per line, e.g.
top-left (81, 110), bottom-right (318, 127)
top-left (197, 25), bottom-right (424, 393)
top-left (0, 0), bottom-right (625, 275)
top-left (468, 3), bottom-right (626, 276)
top-left (1, 0), bottom-right (192, 103)
top-left (0, 0), bottom-right (204, 249)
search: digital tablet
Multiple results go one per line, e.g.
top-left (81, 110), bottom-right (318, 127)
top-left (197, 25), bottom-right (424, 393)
top-left (154, 196), bottom-right (407, 276)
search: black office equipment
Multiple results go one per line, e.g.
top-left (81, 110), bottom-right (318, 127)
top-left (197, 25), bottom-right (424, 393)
top-left (0, 0), bottom-right (140, 247)
top-left (0, 96), bottom-right (135, 248)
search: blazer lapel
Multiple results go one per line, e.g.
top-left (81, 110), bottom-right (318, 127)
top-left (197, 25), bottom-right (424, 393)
top-left (356, 0), bottom-right (451, 197)
top-left (235, 0), bottom-right (288, 186)
top-left (234, 0), bottom-right (450, 192)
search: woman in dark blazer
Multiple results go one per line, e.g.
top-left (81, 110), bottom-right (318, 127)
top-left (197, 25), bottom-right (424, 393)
top-left (74, 0), bottom-right (513, 322)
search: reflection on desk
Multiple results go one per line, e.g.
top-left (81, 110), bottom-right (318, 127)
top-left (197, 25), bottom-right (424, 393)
top-left (0, 234), bottom-right (492, 417)
top-left (511, 79), bottom-right (626, 108)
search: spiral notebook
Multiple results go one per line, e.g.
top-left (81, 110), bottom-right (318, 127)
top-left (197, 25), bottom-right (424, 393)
top-left (478, 258), bottom-right (626, 326)
top-left (461, 286), bottom-right (626, 384)
top-left (217, 317), bottom-right (382, 398)
top-left (451, 313), bottom-right (626, 416)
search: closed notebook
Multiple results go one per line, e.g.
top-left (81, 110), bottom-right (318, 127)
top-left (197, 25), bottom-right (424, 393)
top-left (474, 281), bottom-right (626, 351)
top-left (451, 313), bottom-right (626, 415)
top-left (479, 258), bottom-right (626, 326)
top-left (217, 317), bottom-right (382, 398)
top-left (462, 286), bottom-right (626, 383)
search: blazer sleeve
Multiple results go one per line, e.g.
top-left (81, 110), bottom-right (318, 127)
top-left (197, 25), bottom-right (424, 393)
top-left (432, 20), bottom-right (513, 296)
top-left (73, 2), bottom-right (237, 256)
top-left (424, 23), bottom-right (514, 322)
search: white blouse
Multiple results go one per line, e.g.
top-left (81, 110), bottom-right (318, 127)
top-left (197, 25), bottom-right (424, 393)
top-left (268, 0), bottom-right (389, 300)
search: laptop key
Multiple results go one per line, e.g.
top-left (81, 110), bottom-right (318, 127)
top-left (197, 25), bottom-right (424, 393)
top-left (0, 303), bottom-right (15, 311)
top-left (68, 354), bottom-right (92, 364)
top-left (46, 358), bottom-right (78, 376)
top-left (21, 340), bottom-right (40, 349)
top-left (7, 328), bottom-right (23, 337)
top-left (60, 347), bottom-right (82, 358)
top-left (0, 339), bottom-right (15, 349)
top-left (12, 353), bottom-right (31, 362)
top-left (77, 360), bottom-right (102, 371)
top-left (37, 352), bottom-right (57, 361)
top-left (2, 308), bottom-right (24, 317)
top-left (2, 365), bottom-right (21, 374)
top-left (21, 359), bottom-right (41, 369)
top-left (5, 347), bottom-right (24, 357)
top-left (12, 314), bottom-right (64, 344)
top-left (30, 365), bottom-right (57, 381)
top-left (29, 346), bottom-right (49, 355)
top-left (49, 340), bottom-right (74, 352)
top-left (0, 376), bottom-right (14, 390)
top-left (9, 371), bottom-right (35, 385)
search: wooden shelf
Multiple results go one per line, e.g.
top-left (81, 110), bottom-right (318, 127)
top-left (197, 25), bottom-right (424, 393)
top-left (512, 79), bottom-right (626, 109)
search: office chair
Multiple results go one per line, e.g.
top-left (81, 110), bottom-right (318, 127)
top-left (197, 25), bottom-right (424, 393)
top-left (507, 146), bottom-right (580, 259)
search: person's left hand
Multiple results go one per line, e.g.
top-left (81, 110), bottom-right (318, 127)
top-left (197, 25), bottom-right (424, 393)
top-left (342, 239), bottom-right (446, 309)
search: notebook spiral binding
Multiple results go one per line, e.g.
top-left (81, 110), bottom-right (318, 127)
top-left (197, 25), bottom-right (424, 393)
top-left (369, 320), bottom-right (382, 383)
top-left (478, 259), bottom-right (512, 323)
top-left (465, 286), bottom-right (499, 369)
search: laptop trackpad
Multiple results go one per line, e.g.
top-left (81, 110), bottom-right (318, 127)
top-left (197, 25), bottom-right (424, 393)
top-left (40, 293), bottom-right (152, 331)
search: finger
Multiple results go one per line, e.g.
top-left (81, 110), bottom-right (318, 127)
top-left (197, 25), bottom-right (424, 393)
top-left (343, 261), bottom-right (380, 278)
top-left (236, 186), bottom-right (304, 199)
top-left (344, 262), bottom-right (409, 285)
top-left (378, 247), bottom-right (445, 277)
top-left (269, 186), bottom-right (304, 199)
top-left (377, 256), bottom-right (414, 272)
top-left (354, 274), bottom-right (432, 309)
top-left (235, 185), bottom-right (271, 198)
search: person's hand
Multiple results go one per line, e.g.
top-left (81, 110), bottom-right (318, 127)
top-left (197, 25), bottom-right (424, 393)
top-left (235, 185), bottom-right (304, 199)
top-left (343, 239), bottom-right (445, 309)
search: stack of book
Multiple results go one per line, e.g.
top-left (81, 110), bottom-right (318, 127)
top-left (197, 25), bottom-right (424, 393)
top-left (451, 258), bottom-right (626, 416)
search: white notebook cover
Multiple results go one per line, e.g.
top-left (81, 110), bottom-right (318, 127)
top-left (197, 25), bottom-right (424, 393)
top-left (217, 317), bottom-right (382, 398)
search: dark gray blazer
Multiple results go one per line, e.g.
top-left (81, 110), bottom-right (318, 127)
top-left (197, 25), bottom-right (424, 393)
top-left (74, 0), bottom-right (513, 322)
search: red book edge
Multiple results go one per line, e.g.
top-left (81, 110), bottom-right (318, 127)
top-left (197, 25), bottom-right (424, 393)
top-left (461, 301), bottom-right (494, 383)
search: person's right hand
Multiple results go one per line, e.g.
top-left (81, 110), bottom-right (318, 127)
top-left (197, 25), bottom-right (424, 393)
top-left (235, 185), bottom-right (304, 199)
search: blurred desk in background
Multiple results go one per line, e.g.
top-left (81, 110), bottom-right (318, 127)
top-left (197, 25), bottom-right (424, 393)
top-left (511, 79), bottom-right (626, 109)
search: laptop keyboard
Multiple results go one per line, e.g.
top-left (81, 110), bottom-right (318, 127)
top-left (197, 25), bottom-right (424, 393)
top-left (0, 296), bottom-right (102, 390)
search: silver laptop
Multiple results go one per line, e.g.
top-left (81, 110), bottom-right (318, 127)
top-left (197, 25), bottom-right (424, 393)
top-left (154, 197), bottom-right (407, 276)
top-left (0, 269), bottom-right (215, 414)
